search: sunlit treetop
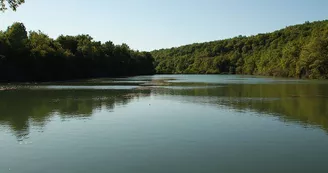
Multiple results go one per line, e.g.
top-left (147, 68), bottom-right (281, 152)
top-left (0, 0), bottom-right (25, 12)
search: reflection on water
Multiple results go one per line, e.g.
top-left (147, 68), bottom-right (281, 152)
top-left (128, 74), bottom-right (309, 84)
top-left (1, 81), bottom-right (328, 141)
top-left (1, 75), bottom-right (328, 173)
top-left (153, 83), bottom-right (328, 131)
top-left (0, 89), bottom-right (150, 141)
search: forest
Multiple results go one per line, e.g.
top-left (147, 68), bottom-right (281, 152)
top-left (1, 20), bottom-right (328, 82)
top-left (152, 20), bottom-right (328, 79)
top-left (0, 22), bottom-right (155, 82)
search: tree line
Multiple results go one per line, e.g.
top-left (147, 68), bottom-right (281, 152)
top-left (152, 20), bottom-right (328, 79)
top-left (1, 20), bottom-right (328, 82)
top-left (0, 22), bottom-right (155, 82)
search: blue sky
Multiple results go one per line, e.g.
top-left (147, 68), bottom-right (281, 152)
top-left (0, 0), bottom-right (327, 51)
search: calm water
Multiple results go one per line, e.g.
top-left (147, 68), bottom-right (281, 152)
top-left (1, 75), bottom-right (328, 173)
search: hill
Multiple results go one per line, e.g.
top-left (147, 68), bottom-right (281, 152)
top-left (152, 20), bottom-right (328, 79)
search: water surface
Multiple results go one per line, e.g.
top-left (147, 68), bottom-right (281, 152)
top-left (1, 75), bottom-right (328, 173)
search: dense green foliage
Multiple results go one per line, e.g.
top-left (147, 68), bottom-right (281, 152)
top-left (2, 20), bottom-right (328, 81)
top-left (152, 20), bottom-right (328, 79)
top-left (0, 22), bottom-right (155, 82)
top-left (0, 0), bottom-right (24, 11)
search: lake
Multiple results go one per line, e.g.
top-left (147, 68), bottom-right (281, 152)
top-left (1, 75), bottom-right (328, 173)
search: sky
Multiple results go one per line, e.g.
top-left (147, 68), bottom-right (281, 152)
top-left (0, 0), bottom-right (327, 51)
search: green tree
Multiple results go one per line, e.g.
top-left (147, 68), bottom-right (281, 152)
top-left (5, 22), bottom-right (28, 52)
top-left (0, 0), bottom-right (25, 11)
top-left (0, 22), bottom-right (155, 82)
top-left (151, 19), bottom-right (328, 79)
top-left (298, 37), bottom-right (328, 79)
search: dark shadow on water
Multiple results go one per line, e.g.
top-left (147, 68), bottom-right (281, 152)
top-left (0, 89), bottom-right (151, 141)
top-left (152, 83), bottom-right (328, 132)
top-left (1, 82), bottom-right (328, 141)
